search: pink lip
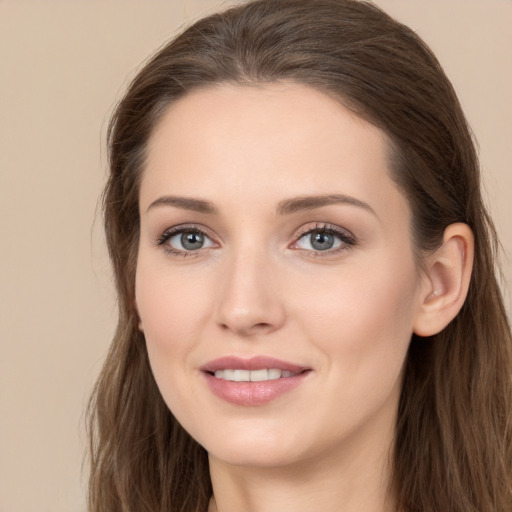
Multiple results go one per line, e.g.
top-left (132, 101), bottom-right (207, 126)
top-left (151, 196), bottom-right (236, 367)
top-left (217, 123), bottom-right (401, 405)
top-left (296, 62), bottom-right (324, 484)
top-left (200, 356), bottom-right (311, 407)
top-left (200, 355), bottom-right (307, 373)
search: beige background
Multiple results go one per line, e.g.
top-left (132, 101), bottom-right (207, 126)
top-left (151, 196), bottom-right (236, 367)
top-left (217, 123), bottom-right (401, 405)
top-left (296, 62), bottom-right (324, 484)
top-left (0, 1), bottom-right (510, 511)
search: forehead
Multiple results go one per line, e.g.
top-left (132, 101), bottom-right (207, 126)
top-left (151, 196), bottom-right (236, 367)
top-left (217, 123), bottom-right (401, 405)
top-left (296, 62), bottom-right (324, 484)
top-left (141, 82), bottom-right (407, 224)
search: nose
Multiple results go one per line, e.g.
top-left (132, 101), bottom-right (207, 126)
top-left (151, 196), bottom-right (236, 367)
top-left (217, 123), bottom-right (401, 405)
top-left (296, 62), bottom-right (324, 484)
top-left (215, 248), bottom-right (286, 337)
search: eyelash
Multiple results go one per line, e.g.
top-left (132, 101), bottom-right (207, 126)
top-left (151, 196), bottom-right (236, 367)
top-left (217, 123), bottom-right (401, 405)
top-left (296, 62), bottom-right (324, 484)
top-left (155, 222), bottom-right (357, 257)
top-left (156, 224), bottom-right (215, 257)
top-left (293, 223), bottom-right (357, 256)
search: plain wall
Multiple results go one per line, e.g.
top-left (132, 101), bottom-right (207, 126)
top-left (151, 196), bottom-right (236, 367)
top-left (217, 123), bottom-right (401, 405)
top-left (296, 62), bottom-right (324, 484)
top-left (0, 1), bottom-right (510, 511)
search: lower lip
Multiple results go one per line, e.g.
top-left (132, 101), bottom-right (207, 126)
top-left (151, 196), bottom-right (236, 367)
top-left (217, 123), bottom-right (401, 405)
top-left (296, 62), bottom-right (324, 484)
top-left (203, 372), bottom-right (310, 406)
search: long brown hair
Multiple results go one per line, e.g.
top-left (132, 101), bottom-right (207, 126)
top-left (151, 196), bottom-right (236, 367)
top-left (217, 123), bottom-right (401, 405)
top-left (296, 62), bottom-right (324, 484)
top-left (87, 1), bottom-right (512, 511)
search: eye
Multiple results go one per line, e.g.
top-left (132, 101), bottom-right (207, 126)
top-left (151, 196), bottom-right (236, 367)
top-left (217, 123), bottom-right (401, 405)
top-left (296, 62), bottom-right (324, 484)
top-left (293, 224), bottom-right (356, 253)
top-left (157, 227), bottom-right (215, 255)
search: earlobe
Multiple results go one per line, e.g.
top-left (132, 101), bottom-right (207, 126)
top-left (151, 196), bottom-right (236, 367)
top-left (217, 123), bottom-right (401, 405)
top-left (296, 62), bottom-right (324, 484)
top-left (413, 223), bottom-right (474, 337)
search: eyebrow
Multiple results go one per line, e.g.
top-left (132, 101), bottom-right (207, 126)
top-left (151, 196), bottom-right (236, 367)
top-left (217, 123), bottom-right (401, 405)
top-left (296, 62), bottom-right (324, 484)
top-left (145, 193), bottom-right (376, 217)
top-left (276, 194), bottom-right (377, 217)
top-left (146, 195), bottom-right (218, 214)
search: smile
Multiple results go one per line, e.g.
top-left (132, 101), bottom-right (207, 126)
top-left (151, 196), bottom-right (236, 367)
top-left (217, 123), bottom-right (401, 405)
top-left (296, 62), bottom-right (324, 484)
top-left (213, 369), bottom-right (299, 381)
top-left (201, 356), bottom-right (312, 406)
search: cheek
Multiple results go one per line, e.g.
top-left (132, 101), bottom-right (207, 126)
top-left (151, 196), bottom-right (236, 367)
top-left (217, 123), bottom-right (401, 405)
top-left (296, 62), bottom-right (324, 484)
top-left (295, 257), bottom-right (420, 375)
top-left (286, 260), bottom-right (420, 444)
top-left (136, 257), bottom-right (210, 339)
top-left (135, 259), bottom-right (210, 392)
top-left (135, 259), bottom-right (214, 420)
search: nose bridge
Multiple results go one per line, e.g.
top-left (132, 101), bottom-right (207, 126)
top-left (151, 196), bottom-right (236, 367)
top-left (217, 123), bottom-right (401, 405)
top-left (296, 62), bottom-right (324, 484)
top-left (215, 239), bottom-right (284, 336)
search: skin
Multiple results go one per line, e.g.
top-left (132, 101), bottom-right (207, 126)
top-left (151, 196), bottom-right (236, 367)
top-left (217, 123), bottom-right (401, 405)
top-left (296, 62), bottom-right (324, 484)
top-left (136, 82), bottom-right (433, 512)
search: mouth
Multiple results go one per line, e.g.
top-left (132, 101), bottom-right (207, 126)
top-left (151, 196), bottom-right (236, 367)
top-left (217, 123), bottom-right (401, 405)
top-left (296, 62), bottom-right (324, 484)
top-left (209, 368), bottom-right (302, 382)
top-left (200, 356), bottom-right (312, 406)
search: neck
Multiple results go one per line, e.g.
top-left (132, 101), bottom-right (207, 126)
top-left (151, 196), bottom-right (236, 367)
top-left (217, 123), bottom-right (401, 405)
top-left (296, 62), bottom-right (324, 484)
top-left (208, 422), bottom-right (396, 512)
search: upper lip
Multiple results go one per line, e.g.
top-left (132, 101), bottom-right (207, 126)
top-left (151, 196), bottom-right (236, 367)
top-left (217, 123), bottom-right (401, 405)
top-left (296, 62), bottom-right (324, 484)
top-left (200, 356), bottom-right (308, 374)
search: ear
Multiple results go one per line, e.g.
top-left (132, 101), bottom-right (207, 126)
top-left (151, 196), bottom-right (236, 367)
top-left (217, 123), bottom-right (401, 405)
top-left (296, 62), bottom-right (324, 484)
top-left (413, 223), bottom-right (474, 337)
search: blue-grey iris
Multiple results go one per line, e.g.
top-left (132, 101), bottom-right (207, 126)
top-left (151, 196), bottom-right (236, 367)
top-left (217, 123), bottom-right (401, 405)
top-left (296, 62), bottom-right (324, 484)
top-left (311, 231), bottom-right (335, 251)
top-left (181, 231), bottom-right (204, 250)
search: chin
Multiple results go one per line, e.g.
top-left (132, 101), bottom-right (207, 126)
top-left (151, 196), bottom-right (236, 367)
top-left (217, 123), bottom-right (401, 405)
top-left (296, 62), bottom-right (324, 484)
top-left (195, 419), bottom-right (309, 469)
top-left (208, 443), bottom-right (304, 469)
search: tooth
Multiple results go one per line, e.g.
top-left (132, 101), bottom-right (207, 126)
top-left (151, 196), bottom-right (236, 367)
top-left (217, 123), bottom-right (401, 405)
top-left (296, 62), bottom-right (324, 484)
top-left (213, 368), bottom-right (298, 381)
top-left (268, 369), bottom-right (282, 380)
top-left (233, 369), bottom-right (250, 382)
top-left (250, 369), bottom-right (269, 382)
top-left (223, 369), bottom-right (235, 381)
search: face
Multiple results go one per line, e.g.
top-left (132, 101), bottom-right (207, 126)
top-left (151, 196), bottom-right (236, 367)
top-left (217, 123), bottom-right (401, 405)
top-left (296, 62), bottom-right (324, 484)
top-left (136, 83), bottom-right (426, 470)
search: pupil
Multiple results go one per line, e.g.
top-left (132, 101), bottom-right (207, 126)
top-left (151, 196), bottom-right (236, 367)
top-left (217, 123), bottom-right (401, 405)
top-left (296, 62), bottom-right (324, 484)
top-left (181, 231), bottom-right (204, 250)
top-left (311, 231), bottom-right (334, 250)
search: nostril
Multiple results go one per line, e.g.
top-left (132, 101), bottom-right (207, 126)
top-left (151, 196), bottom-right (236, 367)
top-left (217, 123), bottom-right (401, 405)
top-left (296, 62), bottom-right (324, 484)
top-left (218, 320), bottom-right (275, 336)
top-left (254, 322), bottom-right (271, 329)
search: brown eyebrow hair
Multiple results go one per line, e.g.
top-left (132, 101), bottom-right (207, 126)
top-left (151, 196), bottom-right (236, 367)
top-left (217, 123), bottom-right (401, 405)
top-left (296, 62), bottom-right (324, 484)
top-left (146, 196), bottom-right (218, 214)
top-left (146, 193), bottom-right (376, 217)
top-left (276, 194), bottom-right (376, 216)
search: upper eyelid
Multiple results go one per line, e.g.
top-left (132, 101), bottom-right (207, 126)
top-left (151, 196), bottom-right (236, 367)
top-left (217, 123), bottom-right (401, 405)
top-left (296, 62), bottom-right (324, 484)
top-left (293, 222), bottom-right (355, 240)
top-left (157, 223), bottom-right (214, 241)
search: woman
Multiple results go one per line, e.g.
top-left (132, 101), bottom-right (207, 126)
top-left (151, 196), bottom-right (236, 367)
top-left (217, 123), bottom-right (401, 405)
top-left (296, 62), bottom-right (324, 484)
top-left (87, 1), bottom-right (512, 511)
